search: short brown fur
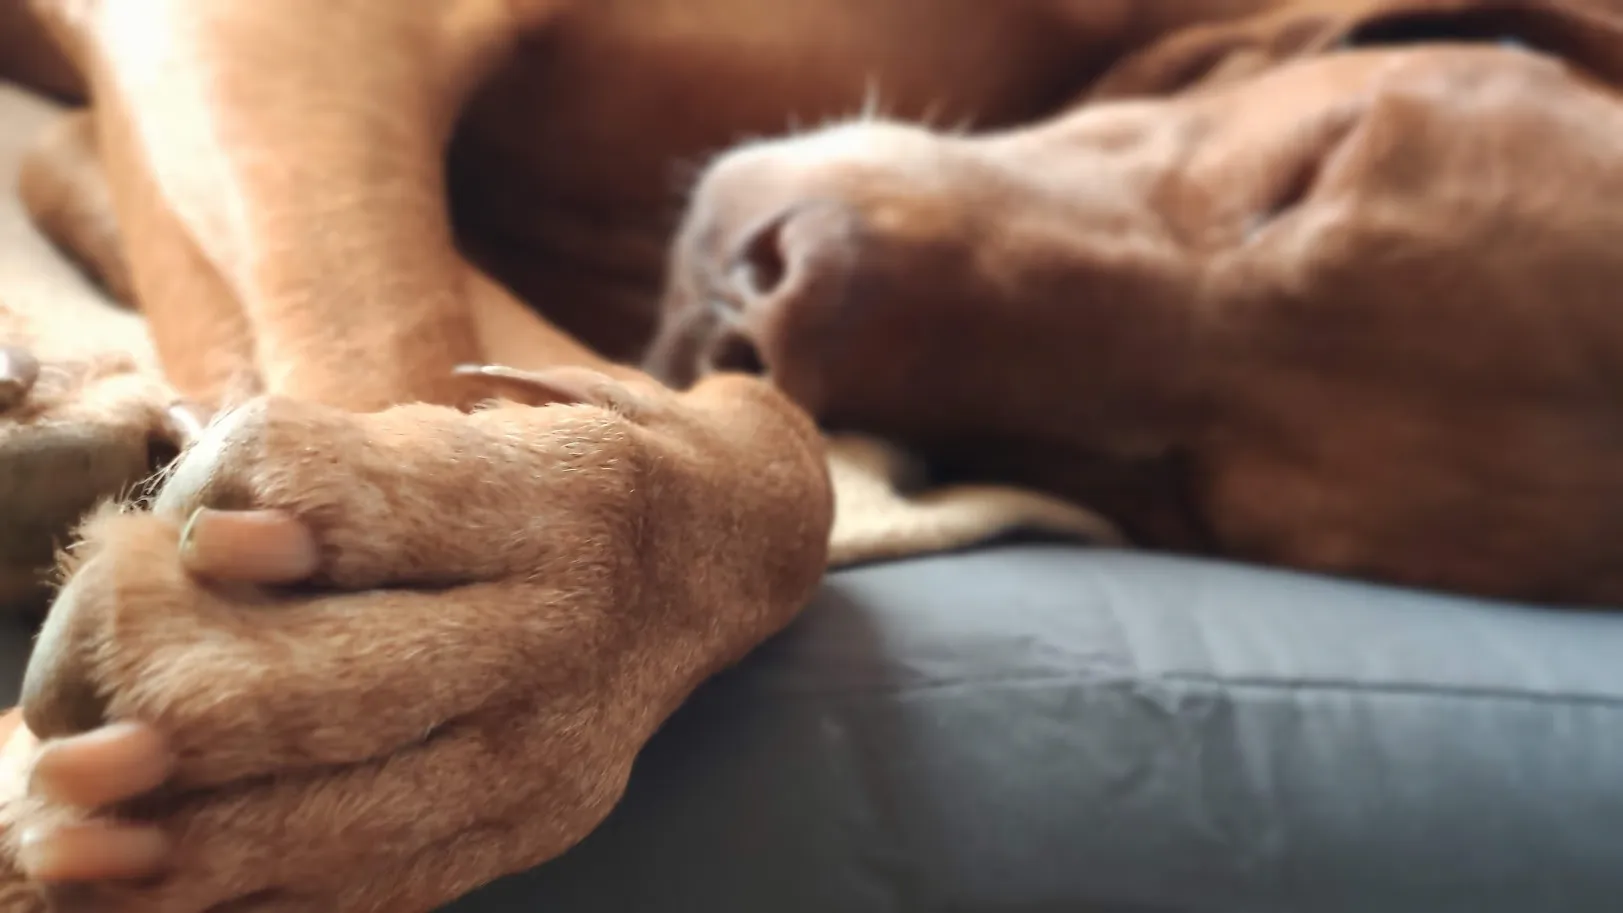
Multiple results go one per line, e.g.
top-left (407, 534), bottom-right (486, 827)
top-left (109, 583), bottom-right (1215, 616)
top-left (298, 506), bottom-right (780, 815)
top-left (1, 0), bottom-right (1621, 910)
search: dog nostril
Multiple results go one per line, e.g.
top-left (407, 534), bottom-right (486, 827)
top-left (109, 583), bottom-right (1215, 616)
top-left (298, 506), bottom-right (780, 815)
top-left (728, 212), bottom-right (791, 302)
top-left (709, 330), bottom-right (767, 376)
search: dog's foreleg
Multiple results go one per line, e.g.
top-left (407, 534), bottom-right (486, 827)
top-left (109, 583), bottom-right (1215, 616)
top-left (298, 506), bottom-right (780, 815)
top-left (43, 0), bottom-right (556, 410)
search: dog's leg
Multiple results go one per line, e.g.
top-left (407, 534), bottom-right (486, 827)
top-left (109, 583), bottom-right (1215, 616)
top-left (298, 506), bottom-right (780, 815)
top-left (38, 0), bottom-right (564, 411)
top-left (3, 88), bottom-right (260, 613)
top-left (0, 371), bottom-right (831, 913)
top-left (17, 112), bottom-right (133, 305)
top-left (0, 0), bottom-right (586, 610)
top-left (0, 0), bottom-right (82, 100)
top-left (0, 341), bottom-right (182, 611)
top-left (0, 274), bottom-right (200, 613)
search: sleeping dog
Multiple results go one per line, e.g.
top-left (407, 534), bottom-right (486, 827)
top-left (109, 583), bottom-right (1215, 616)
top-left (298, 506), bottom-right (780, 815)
top-left (0, 0), bottom-right (1621, 909)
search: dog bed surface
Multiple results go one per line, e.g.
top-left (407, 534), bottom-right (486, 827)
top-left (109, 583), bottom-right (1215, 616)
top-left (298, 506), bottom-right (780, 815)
top-left (443, 545), bottom-right (1623, 913)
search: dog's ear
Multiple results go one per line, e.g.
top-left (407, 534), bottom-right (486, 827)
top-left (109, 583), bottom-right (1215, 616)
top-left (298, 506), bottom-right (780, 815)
top-left (1088, 0), bottom-right (1623, 101)
top-left (1087, 9), bottom-right (1351, 101)
top-left (1341, 1), bottom-right (1623, 86)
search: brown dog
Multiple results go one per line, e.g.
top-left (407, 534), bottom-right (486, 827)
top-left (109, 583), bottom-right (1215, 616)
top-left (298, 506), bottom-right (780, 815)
top-left (2, 0), bottom-right (1623, 910)
top-left (650, 0), bottom-right (1623, 605)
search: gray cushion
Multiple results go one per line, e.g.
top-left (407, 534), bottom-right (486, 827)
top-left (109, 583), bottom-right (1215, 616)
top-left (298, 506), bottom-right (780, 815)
top-left (455, 546), bottom-right (1623, 913)
top-left (3, 547), bottom-right (1620, 912)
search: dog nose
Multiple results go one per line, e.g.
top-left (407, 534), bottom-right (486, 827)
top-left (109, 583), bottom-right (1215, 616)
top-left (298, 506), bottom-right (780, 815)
top-left (730, 209), bottom-right (795, 306)
top-left (706, 326), bottom-right (768, 375)
top-left (703, 198), bottom-right (859, 382)
top-left (702, 210), bottom-right (796, 376)
top-left (651, 123), bottom-right (934, 395)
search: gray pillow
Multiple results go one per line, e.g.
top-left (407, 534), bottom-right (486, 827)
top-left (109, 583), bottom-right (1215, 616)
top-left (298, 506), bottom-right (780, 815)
top-left (454, 545), bottom-right (1623, 913)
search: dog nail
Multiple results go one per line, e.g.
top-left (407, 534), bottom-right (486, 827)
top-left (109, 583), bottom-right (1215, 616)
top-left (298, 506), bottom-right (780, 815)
top-left (452, 364), bottom-right (553, 400)
top-left (0, 709), bottom-right (37, 799)
top-left (181, 508), bottom-right (321, 584)
top-left (0, 346), bottom-right (40, 410)
top-left (30, 722), bottom-right (174, 809)
top-left (451, 364), bottom-right (504, 383)
top-left (163, 401), bottom-right (213, 449)
top-left (454, 364), bottom-right (561, 396)
top-left (454, 363), bottom-right (627, 410)
top-left (0, 707), bottom-right (23, 747)
top-left (18, 821), bottom-right (170, 883)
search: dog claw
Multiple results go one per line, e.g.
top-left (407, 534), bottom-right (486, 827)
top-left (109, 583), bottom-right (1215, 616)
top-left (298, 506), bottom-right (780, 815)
top-left (452, 363), bottom-right (631, 411)
top-left (451, 362), bottom-right (555, 397)
top-left (0, 347), bottom-right (40, 412)
top-left (28, 722), bottom-right (175, 810)
top-left (17, 820), bottom-right (170, 884)
top-left (3, 722), bottom-right (176, 889)
top-left (178, 508), bottom-right (319, 584)
top-left (162, 401), bottom-right (212, 450)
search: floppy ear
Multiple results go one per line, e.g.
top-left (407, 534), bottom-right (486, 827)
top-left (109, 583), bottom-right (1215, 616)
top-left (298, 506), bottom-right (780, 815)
top-left (1342, 0), bottom-right (1623, 85)
top-left (1086, 9), bottom-right (1351, 101)
top-left (1087, 0), bottom-right (1623, 102)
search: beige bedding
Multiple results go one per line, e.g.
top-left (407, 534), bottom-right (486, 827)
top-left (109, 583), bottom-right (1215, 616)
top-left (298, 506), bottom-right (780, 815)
top-left (0, 81), bottom-right (1121, 569)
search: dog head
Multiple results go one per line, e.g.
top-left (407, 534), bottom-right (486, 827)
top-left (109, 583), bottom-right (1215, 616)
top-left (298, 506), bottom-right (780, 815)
top-left (646, 0), bottom-right (1623, 461)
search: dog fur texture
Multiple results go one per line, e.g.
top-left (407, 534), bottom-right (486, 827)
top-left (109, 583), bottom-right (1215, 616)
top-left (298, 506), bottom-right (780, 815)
top-left (0, 0), bottom-right (1621, 909)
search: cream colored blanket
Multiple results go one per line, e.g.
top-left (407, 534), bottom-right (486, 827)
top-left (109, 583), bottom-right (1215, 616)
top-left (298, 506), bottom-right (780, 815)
top-left (0, 83), bottom-right (1121, 568)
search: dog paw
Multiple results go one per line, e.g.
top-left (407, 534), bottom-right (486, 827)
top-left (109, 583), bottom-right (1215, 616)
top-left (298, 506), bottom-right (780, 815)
top-left (0, 342), bottom-right (198, 611)
top-left (1, 369), bottom-right (830, 912)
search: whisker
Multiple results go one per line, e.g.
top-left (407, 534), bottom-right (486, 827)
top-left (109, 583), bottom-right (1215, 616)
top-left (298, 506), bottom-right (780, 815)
top-left (860, 76), bottom-right (884, 122)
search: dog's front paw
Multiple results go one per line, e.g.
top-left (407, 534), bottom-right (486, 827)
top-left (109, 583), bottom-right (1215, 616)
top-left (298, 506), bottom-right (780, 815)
top-left (0, 340), bottom-right (196, 611)
top-left (2, 369), bottom-right (831, 912)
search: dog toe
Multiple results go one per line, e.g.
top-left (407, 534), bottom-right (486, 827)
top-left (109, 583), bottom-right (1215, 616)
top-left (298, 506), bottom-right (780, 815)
top-left (16, 820), bottom-right (169, 884)
top-left (0, 352), bottom-right (181, 612)
top-left (28, 723), bottom-right (174, 811)
top-left (177, 509), bottom-right (320, 585)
